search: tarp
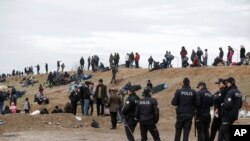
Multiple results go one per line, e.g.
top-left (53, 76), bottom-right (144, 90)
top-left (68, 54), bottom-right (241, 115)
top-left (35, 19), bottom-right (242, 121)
top-left (152, 83), bottom-right (168, 94)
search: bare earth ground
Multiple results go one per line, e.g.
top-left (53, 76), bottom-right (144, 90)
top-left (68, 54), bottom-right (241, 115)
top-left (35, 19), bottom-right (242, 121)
top-left (1, 66), bottom-right (250, 141)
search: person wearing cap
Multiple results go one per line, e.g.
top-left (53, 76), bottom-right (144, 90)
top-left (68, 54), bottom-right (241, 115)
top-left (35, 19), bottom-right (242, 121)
top-left (94, 79), bottom-right (108, 116)
top-left (218, 77), bottom-right (242, 141)
top-left (69, 86), bottom-right (80, 115)
top-left (195, 82), bottom-right (213, 141)
top-left (135, 87), bottom-right (161, 141)
top-left (171, 77), bottom-right (200, 141)
top-left (108, 88), bottom-right (121, 129)
top-left (122, 87), bottom-right (140, 141)
top-left (210, 78), bottom-right (228, 141)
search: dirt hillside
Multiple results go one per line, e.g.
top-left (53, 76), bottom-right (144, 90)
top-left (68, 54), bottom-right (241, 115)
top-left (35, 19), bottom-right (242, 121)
top-left (0, 66), bottom-right (250, 141)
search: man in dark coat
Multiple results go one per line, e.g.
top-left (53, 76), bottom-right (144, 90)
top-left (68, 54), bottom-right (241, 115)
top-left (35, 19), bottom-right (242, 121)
top-left (80, 57), bottom-right (85, 70)
top-left (45, 63), bottom-right (48, 74)
top-left (94, 79), bottom-right (108, 116)
top-left (240, 45), bottom-right (246, 63)
top-left (108, 88), bottom-right (121, 129)
top-left (69, 86), bottom-right (80, 115)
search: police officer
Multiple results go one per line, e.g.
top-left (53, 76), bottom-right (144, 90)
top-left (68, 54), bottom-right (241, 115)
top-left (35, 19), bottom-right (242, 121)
top-left (136, 87), bottom-right (161, 141)
top-left (171, 77), bottom-right (200, 141)
top-left (210, 78), bottom-right (227, 141)
top-left (195, 82), bottom-right (213, 141)
top-left (122, 87), bottom-right (140, 141)
top-left (218, 77), bottom-right (242, 141)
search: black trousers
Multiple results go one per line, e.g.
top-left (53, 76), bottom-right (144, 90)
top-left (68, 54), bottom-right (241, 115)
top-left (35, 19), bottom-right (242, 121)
top-left (96, 98), bottom-right (104, 116)
top-left (89, 100), bottom-right (94, 115)
top-left (124, 118), bottom-right (138, 141)
top-left (140, 123), bottom-right (161, 141)
top-left (135, 61), bottom-right (139, 68)
top-left (174, 118), bottom-right (192, 141)
top-left (218, 124), bottom-right (230, 141)
top-left (196, 117), bottom-right (211, 141)
top-left (71, 102), bottom-right (77, 115)
top-left (210, 117), bottom-right (221, 141)
top-left (110, 112), bottom-right (118, 128)
top-left (111, 74), bottom-right (116, 83)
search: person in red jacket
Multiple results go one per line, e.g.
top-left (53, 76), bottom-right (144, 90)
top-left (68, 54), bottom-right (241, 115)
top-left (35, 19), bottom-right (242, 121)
top-left (180, 46), bottom-right (188, 68)
top-left (134, 52), bottom-right (140, 68)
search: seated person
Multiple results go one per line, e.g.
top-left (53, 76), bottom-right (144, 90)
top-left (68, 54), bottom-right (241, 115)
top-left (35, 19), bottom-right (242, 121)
top-left (64, 102), bottom-right (73, 113)
top-left (10, 102), bottom-right (17, 113)
top-left (52, 105), bottom-right (63, 114)
top-left (1, 105), bottom-right (11, 115)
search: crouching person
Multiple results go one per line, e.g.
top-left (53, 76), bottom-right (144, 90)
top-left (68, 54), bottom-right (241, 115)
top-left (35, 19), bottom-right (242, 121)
top-left (136, 87), bottom-right (161, 141)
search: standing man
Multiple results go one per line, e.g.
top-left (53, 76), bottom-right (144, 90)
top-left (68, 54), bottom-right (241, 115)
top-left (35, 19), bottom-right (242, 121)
top-left (125, 53), bottom-right (130, 68)
top-left (69, 86), bottom-right (80, 115)
top-left (218, 77), bottom-right (242, 141)
top-left (80, 57), bottom-right (85, 70)
top-left (0, 90), bottom-right (6, 114)
top-left (110, 64), bottom-right (118, 84)
top-left (83, 82), bottom-right (91, 116)
top-left (134, 52), bottom-right (140, 68)
top-left (129, 52), bottom-right (135, 68)
top-left (210, 78), bottom-right (227, 141)
top-left (136, 87), bottom-right (161, 141)
top-left (147, 80), bottom-right (153, 89)
top-left (171, 77), bottom-right (200, 141)
top-left (196, 47), bottom-right (203, 64)
top-left (88, 56), bottom-right (91, 70)
top-left (57, 61), bottom-right (61, 72)
top-left (45, 63), bottom-right (48, 74)
top-left (122, 87), bottom-right (140, 141)
top-left (148, 56), bottom-right (154, 69)
top-left (61, 63), bottom-right (65, 72)
top-left (108, 88), bottom-right (122, 129)
top-left (94, 79), bottom-right (108, 116)
top-left (180, 46), bottom-right (188, 68)
top-left (35, 64), bottom-right (40, 74)
top-left (240, 45), bottom-right (246, 63)
top-left (203, 49), bottom-right (208, 66)
top-left (195, 82), bottom-right (213, 141)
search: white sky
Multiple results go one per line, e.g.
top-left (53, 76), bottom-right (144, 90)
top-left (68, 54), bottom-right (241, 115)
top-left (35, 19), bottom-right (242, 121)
top-left (0, 0), bottom-right (250, 73)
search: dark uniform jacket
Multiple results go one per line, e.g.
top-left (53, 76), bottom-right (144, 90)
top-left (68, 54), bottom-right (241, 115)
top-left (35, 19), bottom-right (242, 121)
top-left (213, 87), bottom-right (227, 117)
top-left (171, 86), bottom-right (200, 118)
top-left (196, 88), bottom-right (213, 119)
top-left (136, 96), bottom-right (159, 124)
top-left (122, 93), bottom-right (140, 120)
top-left (222, 85), bottom-right (242, 124)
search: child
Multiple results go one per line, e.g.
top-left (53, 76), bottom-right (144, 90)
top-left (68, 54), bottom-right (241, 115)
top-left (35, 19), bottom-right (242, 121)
top-left (10, 102), bottom-right (17, 113)
top-left (23, 98), bottom-right (31, 114)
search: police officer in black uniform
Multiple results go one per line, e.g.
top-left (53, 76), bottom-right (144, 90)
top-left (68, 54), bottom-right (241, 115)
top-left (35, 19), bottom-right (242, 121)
top-left (210, 78), bottom-right (227, 141)
top-left (195, 82), bottom-right (213, 141)
top-left (218, 77), bottom-right (242, 141)
top-left (172, 77), bottom-right (200, 141)
top-left (122, 87), bottom-right (140, 141)
top-left (136, 87), bottom-right (161, 141)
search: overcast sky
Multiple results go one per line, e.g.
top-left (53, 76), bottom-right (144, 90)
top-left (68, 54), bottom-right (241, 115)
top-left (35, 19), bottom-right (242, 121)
top-left (0, 0), bottom-right (250, 74)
